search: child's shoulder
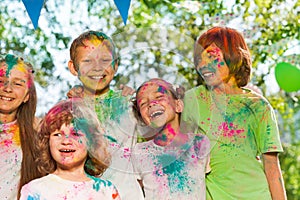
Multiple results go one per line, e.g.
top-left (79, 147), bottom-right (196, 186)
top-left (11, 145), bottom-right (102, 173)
top-left (240, 88), bottom-right (272, 108)
top-left (22, 174), bottom-right (54, 190)
top-left (88, 175), bottom-right (116, 188)
top-left (192, 133), bottom-right (210, 158)
top-left (184, 85), bottom-right (209, 101)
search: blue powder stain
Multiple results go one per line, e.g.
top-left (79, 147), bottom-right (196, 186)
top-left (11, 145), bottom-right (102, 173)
top-left (104, 135), bottom-right (118, 143)
top-left (157, 85), bottom-right (168, 94)
top-left (154, 133), bottom-right (168, 142)
top-left (156, 154), bottom-right (189, 193)
top-left (27, 194), bottom-right (40, 200)
top-left (4, 54), bottom-right (18, 76)
top-left (72, 118), bottom-right (89, 136)
top-left (89, 174), bottom-right (111, 192)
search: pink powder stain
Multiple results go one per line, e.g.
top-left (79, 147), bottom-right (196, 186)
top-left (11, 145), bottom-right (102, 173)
top-left (218, 122), bottom-right (245, 138)
top-left (3, 139), bottom-right (12, 147)
top-left (0, 68), bottom-right (5, 76)
top-left (123, 147), bottom-right (131, 159)
top-left (165, 124), bottom-right (176, 136)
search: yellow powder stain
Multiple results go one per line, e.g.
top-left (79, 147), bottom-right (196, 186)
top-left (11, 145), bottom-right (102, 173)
top-left (89, 35), bottom-right (103, 47)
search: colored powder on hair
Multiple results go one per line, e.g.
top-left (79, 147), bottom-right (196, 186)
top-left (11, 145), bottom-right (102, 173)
top-left (89, 35), bottom-right (103, 47)
top-left (5, 54), bottom-right (18, 76)
top-left (72, 118), bottom-right (90, 143)
top-left (15, 63), bottom-right (27, 73)
top-left (157, 85), bottom-right (168, 94)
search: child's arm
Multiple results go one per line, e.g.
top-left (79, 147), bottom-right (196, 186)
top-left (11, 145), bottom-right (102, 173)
top-left (119, 84), bottom-right (135, 96)
top-left (262, 152), bottom-right (287, 200)
top-left (67, 85), bottom-right (84, 98)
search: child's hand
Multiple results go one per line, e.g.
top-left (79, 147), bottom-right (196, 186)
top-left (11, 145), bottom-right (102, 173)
top-left (119, 84), bottom-right (135, 97)
top-left (67, 85), bottom-right (84, 98)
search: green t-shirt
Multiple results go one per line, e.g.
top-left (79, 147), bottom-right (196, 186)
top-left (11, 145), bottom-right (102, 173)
top-left (182, 85), bottom-right (283, 200)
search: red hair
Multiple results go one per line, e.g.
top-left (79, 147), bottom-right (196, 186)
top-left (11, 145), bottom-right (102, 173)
top-left (194, 26), bottom-right (252, 87)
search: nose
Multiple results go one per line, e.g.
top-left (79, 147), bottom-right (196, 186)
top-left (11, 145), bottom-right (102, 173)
top-left (61, 135), bottom-right (73, 145)
top-left (93, 62), bottom-right (105, 71)
top-left (149, 100), bottom-right (158, 108)
top-left (2, 81), bottom-right (13, 92)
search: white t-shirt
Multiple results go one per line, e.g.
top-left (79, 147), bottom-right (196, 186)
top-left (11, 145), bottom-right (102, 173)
top-left (91, 90), bottom-right (145, 200)
top-left (132, 133), bottom-right (210, 200)
top-left (20, 174), bottom-right (121, 200)
top-left (0, 120), bottom-right (22, 200)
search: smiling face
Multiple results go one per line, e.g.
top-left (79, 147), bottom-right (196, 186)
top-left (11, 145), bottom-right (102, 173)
top-left (0, 61), bottom-right (30, 119)
top-left (136, 80), bottom-right (182, 128)
top-left (196, 43), bottom-right (232, 88)
top-left (50, 123), bottom-right (88, 171)
top-left (70, 39), bottom-right (117, 96)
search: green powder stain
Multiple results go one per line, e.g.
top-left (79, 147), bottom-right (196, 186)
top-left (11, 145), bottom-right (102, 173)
top-left (266, 125), bottom-right (271, 135)
top-left (94, 90), bottom-right (127, 124)
top-left (5, 54), bottom-right (18, 76)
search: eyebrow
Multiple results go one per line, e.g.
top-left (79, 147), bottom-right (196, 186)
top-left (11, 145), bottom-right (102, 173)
top-left (11, 77), bottom-right (27, 83)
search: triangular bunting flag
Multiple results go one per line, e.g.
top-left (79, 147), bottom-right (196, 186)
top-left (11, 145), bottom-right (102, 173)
top-left (22, 0), bottom-right (45, 29)
top-left (114, 0), bottom-right (131, 25)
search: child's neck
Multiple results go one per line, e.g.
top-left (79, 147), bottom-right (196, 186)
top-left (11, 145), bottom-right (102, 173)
top-left (0, 113), bottom-right (17, 124)
top-left (53, 167), bottom-right (90, 182)
top-left (153, 124), bottom-right (187, 147)
top-left (209, 76), bottom-right (244, 95)
top-left (83, 87), bottom-right (111, 98)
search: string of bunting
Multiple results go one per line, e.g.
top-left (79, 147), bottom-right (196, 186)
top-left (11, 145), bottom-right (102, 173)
top-left (21, 0), bottom-right (131, 29)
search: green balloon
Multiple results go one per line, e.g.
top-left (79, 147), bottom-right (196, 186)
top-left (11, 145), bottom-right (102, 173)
top-left (275, 62), bottom-right (300, 92)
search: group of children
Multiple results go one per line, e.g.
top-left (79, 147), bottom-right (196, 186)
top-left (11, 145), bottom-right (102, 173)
top-left (0, 27), bottom-right (286, 200)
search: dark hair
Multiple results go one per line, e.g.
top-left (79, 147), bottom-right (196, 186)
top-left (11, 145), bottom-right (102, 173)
top-left (0, 54), bottom-right (40, 199)
top-left (194, 26), bottom-right (252, 87)
top-left (132, 78), bottom-right (185, 124)
top-left (37, 98), bottom-right (111, 176)
top-left (69, 30), bottom-right (119, 70)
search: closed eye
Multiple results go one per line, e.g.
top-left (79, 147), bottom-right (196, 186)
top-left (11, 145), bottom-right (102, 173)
top-left (13, 81), bottom-right (25, 87)
top-left (71, 131), bottom-right (83, 137)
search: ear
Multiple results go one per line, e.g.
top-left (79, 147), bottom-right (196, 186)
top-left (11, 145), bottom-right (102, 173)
top-left (68, 60), bottom-right (79, 76)
top-left (23, 93), bottom-right (29, 103)
top-left (175, 99), bottom-right (184, 113)
top-left (113, 62), bottom-right (118, 73)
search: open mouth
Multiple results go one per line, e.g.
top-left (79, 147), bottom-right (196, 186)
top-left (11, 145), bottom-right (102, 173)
top-left (0, 95), bottom-right (13, 101)
top-left (201, 72), bottom-right (215, 78)
top-left (89, 74), bottom-right (105, 80)
top-left (150, 110), bottom-right (164, 120)
top-left (59, 149), bottom-right (75, 153)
